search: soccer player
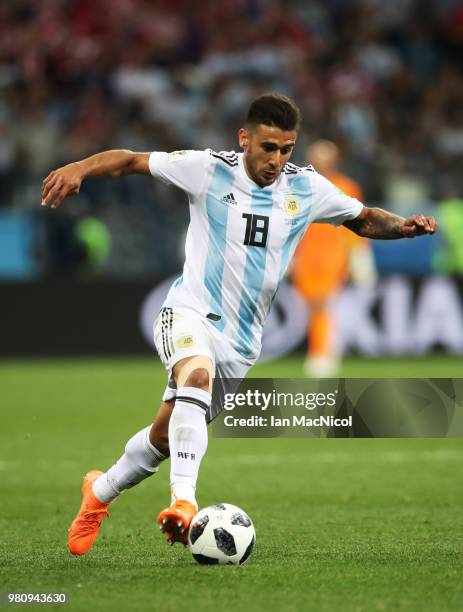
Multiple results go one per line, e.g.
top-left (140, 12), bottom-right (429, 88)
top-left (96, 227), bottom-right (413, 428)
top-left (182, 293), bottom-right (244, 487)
top-left (41, 93), bottom-right (437, 555)
top-left (292, 139), bottom-right (376, 377)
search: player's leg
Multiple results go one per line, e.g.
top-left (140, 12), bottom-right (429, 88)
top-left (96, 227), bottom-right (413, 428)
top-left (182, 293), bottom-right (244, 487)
top-left (68, 401), bottom-right (172, 556)
top-left (305, 297), bottom-right (339, 378)
top-left (157, 354), bottom-right (213, 544)
top-left (149, 399), bottom-right (174, 456)
top-left (68, 307), bottom-right (211, 555)
top-left (93, 406), bottom-right (173, 503)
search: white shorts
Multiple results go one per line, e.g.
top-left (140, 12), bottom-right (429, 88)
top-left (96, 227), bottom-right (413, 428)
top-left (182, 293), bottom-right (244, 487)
top-left (153, 306), bottom-right (255, 422)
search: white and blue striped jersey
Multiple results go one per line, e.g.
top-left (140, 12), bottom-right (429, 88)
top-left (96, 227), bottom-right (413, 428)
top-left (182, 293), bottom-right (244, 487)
top-left (149, 149), bottom-right (363, 361)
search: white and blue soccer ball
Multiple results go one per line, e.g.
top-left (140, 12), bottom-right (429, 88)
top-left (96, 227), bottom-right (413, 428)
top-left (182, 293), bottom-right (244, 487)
top-left (188, 503), bottom-right (256, 565)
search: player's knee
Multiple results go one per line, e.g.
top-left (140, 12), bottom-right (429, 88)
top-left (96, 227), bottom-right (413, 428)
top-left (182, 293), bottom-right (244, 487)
top-left (184, 367), bottom-right (210, 391)
top-left (175, 356), bottom-right (213, 393)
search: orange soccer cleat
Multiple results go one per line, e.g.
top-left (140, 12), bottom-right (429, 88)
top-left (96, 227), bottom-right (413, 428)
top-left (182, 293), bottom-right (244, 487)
top-left (68, 470), bottom-right (111, 555)
top-left (157, 500), bottom-right (198, 545)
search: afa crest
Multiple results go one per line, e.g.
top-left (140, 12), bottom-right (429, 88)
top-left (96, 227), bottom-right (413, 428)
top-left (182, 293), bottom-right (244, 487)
top-left (176, 334), bottom-right (195, 348)
top-left (284, 194), bottom-right (301, 216)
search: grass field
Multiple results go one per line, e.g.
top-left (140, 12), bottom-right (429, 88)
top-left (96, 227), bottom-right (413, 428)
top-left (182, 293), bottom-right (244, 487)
top-left (1, 355), bottom-right (462, 611)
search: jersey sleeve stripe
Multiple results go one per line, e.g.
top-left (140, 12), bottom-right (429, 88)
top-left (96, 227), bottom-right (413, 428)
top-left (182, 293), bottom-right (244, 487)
top-left (211, 153), bottom-right (238, 168)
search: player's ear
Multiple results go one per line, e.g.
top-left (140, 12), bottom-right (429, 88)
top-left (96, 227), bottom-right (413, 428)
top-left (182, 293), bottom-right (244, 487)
top-left (239, 127), bottom-right (250, 150)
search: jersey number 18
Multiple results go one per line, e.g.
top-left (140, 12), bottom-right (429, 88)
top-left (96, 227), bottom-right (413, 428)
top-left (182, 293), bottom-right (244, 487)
top-left (242, 213), bottom-right (269, 248)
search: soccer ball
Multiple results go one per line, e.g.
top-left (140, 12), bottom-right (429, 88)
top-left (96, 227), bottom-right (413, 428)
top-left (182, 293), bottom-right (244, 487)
top-left (188, 503), bottom-right (256, 565)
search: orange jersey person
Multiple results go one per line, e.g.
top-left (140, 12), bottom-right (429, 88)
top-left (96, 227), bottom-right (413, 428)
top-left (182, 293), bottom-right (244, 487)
top-left (292, 140), bottom-right (376, 376)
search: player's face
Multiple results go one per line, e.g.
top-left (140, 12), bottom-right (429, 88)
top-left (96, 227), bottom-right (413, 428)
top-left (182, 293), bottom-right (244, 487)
top-left (239, 124), bottom-right (297, 187)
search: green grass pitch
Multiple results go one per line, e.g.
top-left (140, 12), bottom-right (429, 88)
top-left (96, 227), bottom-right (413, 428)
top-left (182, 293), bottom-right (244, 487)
top-left (1, 356), bottom-right (462, 611)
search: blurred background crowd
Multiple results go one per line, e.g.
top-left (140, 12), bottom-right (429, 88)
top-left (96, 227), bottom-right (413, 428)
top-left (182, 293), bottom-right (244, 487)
top-left (1, 0), bottom-right (463, 279)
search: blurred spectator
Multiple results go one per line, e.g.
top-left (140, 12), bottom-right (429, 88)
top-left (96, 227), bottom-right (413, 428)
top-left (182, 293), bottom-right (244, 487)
top-left (1, 0), bottom-right (462, 278)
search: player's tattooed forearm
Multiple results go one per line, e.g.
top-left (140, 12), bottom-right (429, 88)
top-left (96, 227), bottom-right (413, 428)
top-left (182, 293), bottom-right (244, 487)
top-left (345, 208), bottom-right (405, 239)
top-left (362, 208), bottom-right (405, 239)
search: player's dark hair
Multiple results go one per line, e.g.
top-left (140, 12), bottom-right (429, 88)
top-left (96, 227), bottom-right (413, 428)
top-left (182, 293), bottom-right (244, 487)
top-left (245, 93), bottom-right (301, 131)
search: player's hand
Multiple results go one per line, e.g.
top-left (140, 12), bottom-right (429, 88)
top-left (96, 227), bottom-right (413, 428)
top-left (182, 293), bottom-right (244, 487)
top-left (41, 163), bottom-right (84, 209)
top-left (401, 214), bottom-right (437, 238)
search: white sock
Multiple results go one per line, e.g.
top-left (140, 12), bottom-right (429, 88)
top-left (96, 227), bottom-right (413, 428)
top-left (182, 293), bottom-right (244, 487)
top-left (169, 386), bottom-right (210, 507)
top-left (92, 426), bottom-right (166, 503)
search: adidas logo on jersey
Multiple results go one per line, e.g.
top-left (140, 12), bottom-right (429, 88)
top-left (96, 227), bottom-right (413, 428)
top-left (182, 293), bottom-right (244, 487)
top-left (221, 192), bottom-right (237, 206)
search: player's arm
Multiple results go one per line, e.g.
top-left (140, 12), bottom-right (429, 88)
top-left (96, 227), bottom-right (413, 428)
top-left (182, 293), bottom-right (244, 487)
top-left (343, 206), bottom-right (437, 239)
top-left (41, 150), bottom-right (150, 209)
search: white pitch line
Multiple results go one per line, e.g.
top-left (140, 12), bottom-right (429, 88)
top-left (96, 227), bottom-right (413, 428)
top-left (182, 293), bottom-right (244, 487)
top-left (0, 450), bottom-right (462, 470)
top-left (211, 450), bottom-right (463, 466)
